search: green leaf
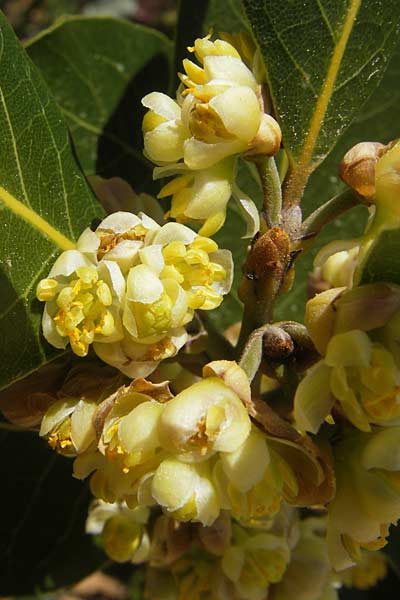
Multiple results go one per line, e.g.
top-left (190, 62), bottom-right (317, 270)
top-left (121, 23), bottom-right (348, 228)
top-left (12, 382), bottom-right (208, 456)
top-left (0, 429), bottom-right (104, 595)
top-left (0, 11), bottom-right (104, 391)
top-left (26, 16), bottom-right (172, 191)
top-left (275, 41), bottom-right (400, 323)
top-left (203, 0), bottom-right (248, 33)
top-left (243, 0), bottom-right (400, 204)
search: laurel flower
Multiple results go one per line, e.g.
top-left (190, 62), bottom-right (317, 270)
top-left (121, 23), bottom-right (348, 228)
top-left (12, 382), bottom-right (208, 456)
top-left (221, 522), bottom-right (290, 600)
top-left (86, 498), bottom-right (150, 563)
top-left (179, 35), bottom-right (281, 170)
top-left (40, 395), bottom-right (98, 456)
top-left (327, 427), bottom-right (400, 570)
top-left (36, 251), bottom-right (125, 358)
top-left (141, 34), bottom-right (281, 237)
top-left (37, 212), bottom-right (233, 378)
top-left (295, 328), bottom-right (400, 434)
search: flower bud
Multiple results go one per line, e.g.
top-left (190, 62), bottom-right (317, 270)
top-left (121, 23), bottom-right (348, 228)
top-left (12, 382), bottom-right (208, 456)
top-left (86, 499), bottom-right (150, 563)
top-left (339, 141), bottom-right (385, 198)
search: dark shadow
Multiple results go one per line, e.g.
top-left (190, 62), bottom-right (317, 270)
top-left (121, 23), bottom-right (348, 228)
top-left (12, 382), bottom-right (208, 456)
top-left (96, 51), bottom-right (171, 194)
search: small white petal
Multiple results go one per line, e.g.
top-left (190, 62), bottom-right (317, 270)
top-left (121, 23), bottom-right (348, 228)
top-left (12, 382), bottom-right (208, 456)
top-left (126, 264), bottom-right (163, 304)
top-left (97, 211), bottom-right (141, 233)
top-left (153, 222), bottom-right (197, 246)
top-left (144, 122), bottom-right (186, 164)
top-left (210, 249), bottom-right (234, 295)
top-left (77, 228), bottom-right (100, 255)
top-left (139, 245), bottom-right (165, 275)
top-left (142, 92), bottom-right (181, 120)
top-left (98, 260), bottom-right (126, 301)
top-left (42, 305), bottom-right (67, 349)
top-left (49, 250), bottom-right (93, 278)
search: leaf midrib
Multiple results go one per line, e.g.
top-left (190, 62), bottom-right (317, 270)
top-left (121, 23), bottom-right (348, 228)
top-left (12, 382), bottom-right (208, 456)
top-left (283, 0), bottom-right (362, 205)
top-left (0, 184), bottom-right (75, 250)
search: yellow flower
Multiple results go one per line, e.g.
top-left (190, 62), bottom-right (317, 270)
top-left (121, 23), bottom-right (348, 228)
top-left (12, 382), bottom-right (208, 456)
top-left (37, 252), bottom-right (125, 358)
top-left (272, 517), bottom-right (338, 600)
top-left (158, 376), bottom-right (251, 462)
top-left (221, 522), bottom-right (290, 600)
top-left (179, 35), bottom-right (281, 170)
top-left (40, 396), bottom-right (98, 456)
top-left (86, 499), bottom-right (150, 563)
top-left (295, 329), bottom-right (400, 433)
top-left (37, 213), bottom-right (233, 378)
top-left (327, 427), bottom-right (400, 570)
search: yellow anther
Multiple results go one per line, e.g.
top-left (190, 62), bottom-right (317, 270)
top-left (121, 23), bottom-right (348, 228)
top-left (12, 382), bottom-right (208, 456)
top-left (182, 58), bottom-right (206, 84)
top-left (36, 278), bottom-right (58, 301)
top-left (187, 290), bottom-right (207, 310)
top-left (57, 286), bottom-right (75, 310)
top-left (64, 305), bottom-right (84, 330)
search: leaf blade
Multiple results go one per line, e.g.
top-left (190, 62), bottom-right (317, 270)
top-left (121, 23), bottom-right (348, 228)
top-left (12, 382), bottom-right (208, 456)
top-left (243, 0), bottom-right (400, 202)
top-left (26, 16), bottom-right (172, 190)
top-left (0, 11), bottom-right (104, 390)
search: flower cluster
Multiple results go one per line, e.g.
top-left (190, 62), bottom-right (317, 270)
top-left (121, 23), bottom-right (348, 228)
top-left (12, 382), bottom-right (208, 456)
top-left (142, 34), bottom-right (281, 236)
top-left (86, 502), bottom-right (386, 600)
top-left (40, 361), bottom-right (303, 527)
top-left (25, 28), bottom-right (400, 600)
top-left (293, 140), bottom-right (400, 569)
top-left (36, 211), bottom-right (232, 377)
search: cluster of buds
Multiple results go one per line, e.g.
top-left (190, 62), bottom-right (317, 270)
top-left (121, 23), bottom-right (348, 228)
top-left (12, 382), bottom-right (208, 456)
top-left (142, 34), bottom-right (281, 236)
top-left (36, 211), bottom-right (232, 377)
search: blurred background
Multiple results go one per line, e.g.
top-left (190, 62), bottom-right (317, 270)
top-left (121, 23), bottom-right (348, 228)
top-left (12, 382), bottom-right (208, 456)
top-left (0, 0), bottom-right (177, 39)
